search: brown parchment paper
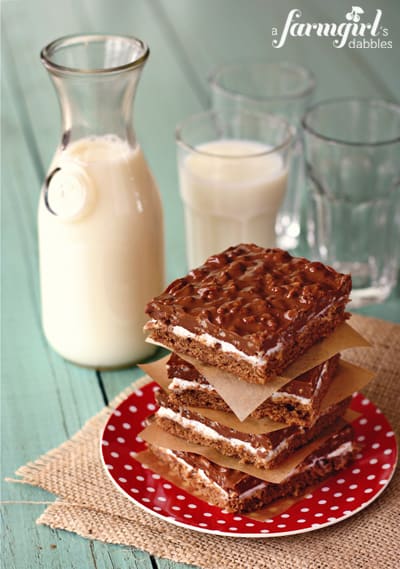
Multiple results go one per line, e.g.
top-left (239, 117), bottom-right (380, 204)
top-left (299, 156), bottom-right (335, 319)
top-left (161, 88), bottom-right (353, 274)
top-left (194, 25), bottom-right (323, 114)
top-left (145, 323), bottom-right (369, 421)
top-left (141, 358), bottom-right (373, 435)
top-left (138, 415), bottom-right (351, 485)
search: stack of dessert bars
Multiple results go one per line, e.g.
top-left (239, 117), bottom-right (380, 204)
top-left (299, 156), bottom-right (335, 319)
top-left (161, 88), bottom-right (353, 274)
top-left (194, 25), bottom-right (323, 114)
top-left (144, 244), bottom-right (359, 513)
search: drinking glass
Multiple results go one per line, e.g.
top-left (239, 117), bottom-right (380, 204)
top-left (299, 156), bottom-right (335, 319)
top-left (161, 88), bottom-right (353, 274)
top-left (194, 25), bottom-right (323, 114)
top-left (302, 98), bottom-right (400, 307)
top-left (176, 109), bottom-right (294, 270)
top-left (209, 61), bottom-right (315, 249)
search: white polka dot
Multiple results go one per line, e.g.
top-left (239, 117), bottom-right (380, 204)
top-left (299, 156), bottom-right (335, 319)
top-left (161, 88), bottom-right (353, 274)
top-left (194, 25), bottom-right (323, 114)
top-left (152, 473), bottom-right (161, 479)
top-left (343, 510), bottom-right (352, 515)
top-left (203, 512), bottom-right (212, 517)
top-left (147, 403), bottom-right (156, 412)
top-left (153, 506), bottom-right (162, 512)
top-left (245, 522), bottom-right (255, 527)
top-left (113, 409), bottom-right (122, 417)
top-left (136, 475), bottom-right (145, 482)
top-left (376, 408), bottom-right (382, 414)
top-left (110, 451), bottom-right (119, 458)
top-left (369, 458), bottom-right (378, 465)
top-left (379, 479), bottom-right (388, 485)
top-left (101, 440), bottom-right (109, 446)
top-left (142, 497), bottom-right (150, 503)
top-left (367, 474), bottom-right (376, 480)
top-left (305, 493), bottom-right (313, 499)
top-left (346, 497), bottom-right (355, 502)
top-left (384, 449), bottom-right (393, 455)
top-left (122, 422), bottom-right (131, 430)
top-left (183, 514), bottom-right (192, 519)
top-left (382, 463), bottom-right (392, 470)
top-left (233, 516), bottom-right (242, 521)
top-left (199, 522), bottom-right (208, 527)
top-left (361, 399), bottom-right (369, 406)
top-left (374, 425), bottom-right (382, 432)
top-left (118, 477), bottom-right (127, 483)
top-left (106, 464), bottom-right (113, 470)
top-left (297, 519), bottom-right (306, 523)
top-left (386, 431), bottom-right (394, 437)
top-left (364, 488), bottom-right (374, 494)
top-left (318, 499), bottom-right (327, 505)
top-left (330, 506), bottom-right (339, 511)
top-left (130, 488), bottom-right (139, 494)
top-left (177, 494), bottom-right (186, 501)
top-left (327, 517), bottom-right (336, 522)
top-left (359, 418), bottom-right (368, 425)
top-left (124, 464), bottom-right (133, 470)
top-left (146, 487), bottom-right (156, 493)
top-left (300, 507), bottom-right (310, 513)
top-left (372, 443), bottom-right (380, 449)
top-left (281, 513), bottom-right (290, 518)
top-left (129, 405), bottom-right (137, 413)
top-left (152, 385), bottom-right (160, 392)
top-left (277, 524), bottom-right (286, 528)
top-left (188, 504), bottom-right (197, 509)
top-left (260, 529), bottom-right (270, 533)
top-left (349, 484), bottom-right (358, 490)
top-left (135, 389), bottom-right (143, 397)
top-left (334, 492), bottom-right (342, 498)
top-left (321, 486), bottom-right (330, 492)
top-left (314, 513), bottom-right (323, 518)
top-left (337, 478), bottom-right (345, 484)
top-left (357, 435), bottom-right (365, 442)
top-left (107, 425), bottom-right (116, 431)
top-left (352, 468), bottom-right (360, 474)
top-left (229, 527), bottom-right (238, 531)
top-left (157, 496), bottom-right (167, 502)
top-left (163, 483), bottom-right (172, 489)
top-left (136, 436), bottom-right (143, 443)
top-left (311, 523), bottom-right (321, 528)
top-left (217, 520), bottom-right (226, 525)
top-left (265, 519), bottom-right (274, 523)
top-left (117, 437), bottom-right (125, 444)
top-left (172, 506), bottom-right (180, 511)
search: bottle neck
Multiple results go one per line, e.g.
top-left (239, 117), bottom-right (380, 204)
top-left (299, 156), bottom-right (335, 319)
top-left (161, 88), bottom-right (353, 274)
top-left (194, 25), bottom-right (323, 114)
top-left (49, 67), bottom-right (142, 147)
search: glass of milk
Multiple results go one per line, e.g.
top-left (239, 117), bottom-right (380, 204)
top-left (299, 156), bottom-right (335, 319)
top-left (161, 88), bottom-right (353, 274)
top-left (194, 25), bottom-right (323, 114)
top-left (209, 62), bottom-right (315, 250)
top-left (176, 110), bottom-right (294, 269)
top-left (39, 35), bottom-right (165, 368)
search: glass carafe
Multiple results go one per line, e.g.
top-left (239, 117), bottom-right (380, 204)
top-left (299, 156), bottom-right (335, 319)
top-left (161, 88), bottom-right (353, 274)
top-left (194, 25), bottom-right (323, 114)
top-left (39, 34), bottom-right (164, 368)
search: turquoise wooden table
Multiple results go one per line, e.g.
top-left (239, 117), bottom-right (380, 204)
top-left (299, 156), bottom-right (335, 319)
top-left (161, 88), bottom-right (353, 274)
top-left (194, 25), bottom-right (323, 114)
top-left (2, 1), bottom-right (399, 567)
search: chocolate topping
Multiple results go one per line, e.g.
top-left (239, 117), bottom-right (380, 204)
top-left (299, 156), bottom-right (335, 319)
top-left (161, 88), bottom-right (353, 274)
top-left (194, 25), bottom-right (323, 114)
top-left (146, 244), bottom-right (351, 355)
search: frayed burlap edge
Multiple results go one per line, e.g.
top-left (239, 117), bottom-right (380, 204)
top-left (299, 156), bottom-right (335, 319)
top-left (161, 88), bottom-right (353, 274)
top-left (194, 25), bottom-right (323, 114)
top-left (7, 314), bottom-right (400, 569)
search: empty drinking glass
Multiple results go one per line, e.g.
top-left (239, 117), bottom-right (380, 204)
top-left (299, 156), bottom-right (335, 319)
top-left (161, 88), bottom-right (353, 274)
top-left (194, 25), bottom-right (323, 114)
top-left (302, 98), bottom-right (400, 307)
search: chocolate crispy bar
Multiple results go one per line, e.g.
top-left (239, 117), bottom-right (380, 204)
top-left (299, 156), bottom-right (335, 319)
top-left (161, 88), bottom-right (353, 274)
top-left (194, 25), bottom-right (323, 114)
top-left (145, 245), bottom-right (351, 384)
top-left (154, 391), bottom-right (351, 470)
top-left (148, 422), bottom-right (357, 513)
top-left (166, 353), bottom-right (340, 427)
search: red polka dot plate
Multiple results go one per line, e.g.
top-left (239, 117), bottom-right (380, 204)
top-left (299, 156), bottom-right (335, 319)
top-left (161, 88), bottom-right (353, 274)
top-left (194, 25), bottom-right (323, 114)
top-left (100, 382), bottom-right (397, 537)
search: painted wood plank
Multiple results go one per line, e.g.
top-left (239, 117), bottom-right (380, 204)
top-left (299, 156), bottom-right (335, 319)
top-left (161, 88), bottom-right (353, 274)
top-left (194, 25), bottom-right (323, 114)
top-left (2, 22), bottom-right (165, 569)
top-left (154, 0), bottom-right (397, 101)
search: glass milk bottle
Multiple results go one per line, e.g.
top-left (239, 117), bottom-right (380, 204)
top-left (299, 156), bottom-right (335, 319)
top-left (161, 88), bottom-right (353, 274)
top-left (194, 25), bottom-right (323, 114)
top-left (38, 34), bottom-right (164, 368)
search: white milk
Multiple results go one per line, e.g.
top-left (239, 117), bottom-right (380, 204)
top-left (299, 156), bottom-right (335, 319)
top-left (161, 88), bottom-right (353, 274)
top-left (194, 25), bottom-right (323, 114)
top-left (179, 139), bottom-right (288, 269)
top-left (38, 136), bottom-right (164, 368)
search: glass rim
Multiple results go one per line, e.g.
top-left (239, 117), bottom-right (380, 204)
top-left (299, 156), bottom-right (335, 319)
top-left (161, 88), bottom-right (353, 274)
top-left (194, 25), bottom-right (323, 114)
top-left (175, 110), bottom-right (295, 159)
top-left (302, 97), bottom-right (400, 147)
top-left (209, 61), bottom-right (316, 102)
top-left (40, 33), bottom-right (149, 75)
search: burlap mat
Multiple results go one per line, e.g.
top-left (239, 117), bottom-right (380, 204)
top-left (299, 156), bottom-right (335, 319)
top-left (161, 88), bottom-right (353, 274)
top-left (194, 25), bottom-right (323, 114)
top-left (10, 314), bottom-right (400, 569)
